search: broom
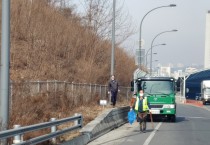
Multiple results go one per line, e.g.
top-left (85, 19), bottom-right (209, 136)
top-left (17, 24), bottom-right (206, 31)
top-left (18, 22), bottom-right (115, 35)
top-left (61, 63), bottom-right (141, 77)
top-left (149, 111), bottom-right (154, 129)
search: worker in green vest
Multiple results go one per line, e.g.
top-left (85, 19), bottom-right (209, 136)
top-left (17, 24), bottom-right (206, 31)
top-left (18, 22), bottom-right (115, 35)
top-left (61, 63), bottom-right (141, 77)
top-left (131, 90), bottom-right (150, 132)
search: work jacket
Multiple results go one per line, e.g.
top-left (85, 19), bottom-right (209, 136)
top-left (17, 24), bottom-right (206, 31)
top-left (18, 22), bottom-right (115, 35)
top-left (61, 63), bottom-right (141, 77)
top-left (134, 96), bottom-right (149, 112)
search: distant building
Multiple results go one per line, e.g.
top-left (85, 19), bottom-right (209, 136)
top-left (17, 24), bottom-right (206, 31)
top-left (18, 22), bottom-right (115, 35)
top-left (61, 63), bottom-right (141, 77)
top-left (173, 70), bottom-right (183, 79)
top-left (185, 67), bottom-right (198, 75)
top-left (204, 11), bottom-right (210, 69)
top-left (177, 70), bottom-right (183, 76)
top-left (160, 66), bottom-right (171, 77)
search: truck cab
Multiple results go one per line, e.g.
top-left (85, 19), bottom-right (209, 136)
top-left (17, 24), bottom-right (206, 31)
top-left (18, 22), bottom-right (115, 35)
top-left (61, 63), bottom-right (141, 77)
top-left (134, 77), bottom-right (176, 122)
top-left (201, 80), bottom-right (210, 105)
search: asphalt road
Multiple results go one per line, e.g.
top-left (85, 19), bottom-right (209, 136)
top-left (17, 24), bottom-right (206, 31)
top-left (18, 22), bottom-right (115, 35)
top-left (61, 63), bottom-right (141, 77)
top-left (204, 103), bottom-right (210, 110)
top-left (87, 104), bottom-right (210, 145)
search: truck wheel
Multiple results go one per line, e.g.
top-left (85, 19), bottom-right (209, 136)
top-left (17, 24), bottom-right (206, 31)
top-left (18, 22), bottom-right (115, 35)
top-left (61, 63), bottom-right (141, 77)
top-left (203, 101), bottom-right (206, 105)
top-left (170, 115), bottom-right (176, 122)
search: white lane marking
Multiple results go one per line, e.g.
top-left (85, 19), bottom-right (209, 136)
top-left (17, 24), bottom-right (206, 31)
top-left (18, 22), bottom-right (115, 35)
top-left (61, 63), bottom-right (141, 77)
top-left (143, 122), bottom-right (162, 145)
top-left (186, 117), bottom-right (205, 119)
top-left (178, 116), bottom-right (206, 119)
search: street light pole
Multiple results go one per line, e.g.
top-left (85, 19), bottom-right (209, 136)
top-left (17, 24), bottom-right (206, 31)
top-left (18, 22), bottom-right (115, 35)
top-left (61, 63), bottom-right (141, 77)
top-left (145, 43), bottom-right (166, 68)
top-left (150, 29), bottom-right (178, 75)
top-left (152, 60), bottom-right (158, 75)
top-left (139, 4), bottom-right (176, 68)
top-left (0, 0), bottom-right (10, 144)
top-left (111, 0), bottom-right (116, 76)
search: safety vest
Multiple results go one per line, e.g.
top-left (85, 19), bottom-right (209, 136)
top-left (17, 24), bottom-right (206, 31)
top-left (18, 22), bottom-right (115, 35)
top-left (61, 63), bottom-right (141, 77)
top-left (134, 96), bottom-right (149, 112)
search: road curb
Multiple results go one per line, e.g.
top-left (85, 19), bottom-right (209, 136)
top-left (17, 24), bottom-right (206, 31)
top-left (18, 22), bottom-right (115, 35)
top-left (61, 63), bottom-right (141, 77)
top-left (185, 99), bottom-right (203, 107)
top-left (60, 106), bottom-right (130, 145)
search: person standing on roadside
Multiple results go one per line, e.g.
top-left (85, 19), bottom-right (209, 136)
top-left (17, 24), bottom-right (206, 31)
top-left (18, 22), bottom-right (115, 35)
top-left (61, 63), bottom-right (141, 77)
top-left (108, 75), bottom-right (119, 107)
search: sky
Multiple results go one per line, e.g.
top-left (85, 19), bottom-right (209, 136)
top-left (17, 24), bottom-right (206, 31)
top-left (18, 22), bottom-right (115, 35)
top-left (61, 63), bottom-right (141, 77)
top-left (122, 0), bottom-right (210, 67)
top-left (70, 0), bottom-right (210, 68)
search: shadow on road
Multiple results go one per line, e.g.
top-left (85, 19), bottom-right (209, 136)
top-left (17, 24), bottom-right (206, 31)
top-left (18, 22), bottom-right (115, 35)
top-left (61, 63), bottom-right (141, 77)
top-left (175, 116), bottom-right (188, 122)
top-left (147, 116), bottom-right (187, 123)
top-left (90, 132), bottom-right (142, 145)
top-left (133, 128), bottom-right (154, 133)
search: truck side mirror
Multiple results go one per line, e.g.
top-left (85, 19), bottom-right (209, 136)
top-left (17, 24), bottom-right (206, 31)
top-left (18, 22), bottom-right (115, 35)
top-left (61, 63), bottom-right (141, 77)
top-left (175, 85), bottom-right (177, 94)
top-left (143, 82), bottom-right (147, 90)
top-left (131, 80), bottom-right (134, 92)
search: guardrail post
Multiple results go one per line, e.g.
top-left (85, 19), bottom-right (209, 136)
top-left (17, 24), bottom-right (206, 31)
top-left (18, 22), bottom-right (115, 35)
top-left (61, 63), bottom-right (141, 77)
top-left (71, 82), bottom-right (74, 98)
top-left (74, 113), bottom-right (79, 126)
top-left (47, 80), bottom-right (49, 92)
top-left (13, 125), bottom-right (22, 144)
top-left (54, 80), bottom-right (57, 94)
top-left (37, 80), bottom-right (40, 93)
top-left (100, 85), bottom-right (102, 99)
top-left (50, 118), bottom-right (56, 144)
top-left (95, 84), bottom-right (97, 94)
top-left (90, 83), bottom-right (92, 99)
top-left (126, 88), bottom-right (129, 101)
top-left (74, 113), bottom-right (83, 127)
top-left (80, 114), bottom-right (83, 127)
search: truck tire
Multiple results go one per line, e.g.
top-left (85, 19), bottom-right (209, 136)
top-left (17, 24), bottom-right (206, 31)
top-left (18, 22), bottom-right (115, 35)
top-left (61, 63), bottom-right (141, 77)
top-left (171, 115), bottom-right (176, 122)
top-left (168, 115), bottom-right (176, 122)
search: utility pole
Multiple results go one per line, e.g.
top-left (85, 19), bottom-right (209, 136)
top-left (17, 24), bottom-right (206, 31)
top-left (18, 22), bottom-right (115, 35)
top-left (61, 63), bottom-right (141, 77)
top-left (111, 0), bottom-right (116, 76)
top-left (0, 1), bottom-right (10, 143)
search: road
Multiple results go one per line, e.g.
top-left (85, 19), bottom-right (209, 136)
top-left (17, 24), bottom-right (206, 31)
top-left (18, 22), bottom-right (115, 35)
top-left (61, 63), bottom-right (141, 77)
top-left (87, 104), bottom-right (210, 145)
top-left (204, 103), bottom-right (210, 110)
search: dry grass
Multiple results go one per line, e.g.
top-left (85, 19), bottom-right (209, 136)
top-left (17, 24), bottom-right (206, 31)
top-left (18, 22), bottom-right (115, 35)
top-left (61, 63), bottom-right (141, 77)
top-left (58, 98), bottom-right (130, 143)
top-left (1, 0), bottom-right (136, 144)
top-left (9, 0), bottom-right (136, 84)
top-left (9, 91), bottom-right (130, 144)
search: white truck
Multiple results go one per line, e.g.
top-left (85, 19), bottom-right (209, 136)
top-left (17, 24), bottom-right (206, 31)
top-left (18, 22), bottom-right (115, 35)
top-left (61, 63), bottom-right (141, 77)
top-left (200, 80), bottom-right (210, 105)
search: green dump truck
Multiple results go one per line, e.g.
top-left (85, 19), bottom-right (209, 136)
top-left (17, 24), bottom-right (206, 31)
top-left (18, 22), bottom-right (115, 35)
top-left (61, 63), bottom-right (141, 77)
top-left (133, 77), bottom-right (177, 122)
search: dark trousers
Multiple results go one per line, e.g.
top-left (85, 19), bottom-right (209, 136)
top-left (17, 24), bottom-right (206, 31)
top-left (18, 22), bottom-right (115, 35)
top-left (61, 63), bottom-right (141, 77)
top-left (138, 112), bottom-right (147, 120)
top-left (138, 111), bottom-right (147, 131)
top-left (111, 91), bottom-right (117, 106)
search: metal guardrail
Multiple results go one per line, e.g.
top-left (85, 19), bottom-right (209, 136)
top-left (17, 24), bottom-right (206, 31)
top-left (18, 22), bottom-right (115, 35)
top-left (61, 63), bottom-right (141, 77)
top-left (0, 114), bottom-right (83, 145)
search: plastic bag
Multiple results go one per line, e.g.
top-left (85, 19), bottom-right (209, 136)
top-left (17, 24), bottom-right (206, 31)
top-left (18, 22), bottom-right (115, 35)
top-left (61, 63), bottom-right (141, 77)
top-left (128, 109), bottom-right (136, 125)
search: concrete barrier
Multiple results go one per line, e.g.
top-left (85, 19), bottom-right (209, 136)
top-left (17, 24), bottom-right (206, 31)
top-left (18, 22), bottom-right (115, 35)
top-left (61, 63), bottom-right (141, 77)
top-left (176, 95), bottom-right (203, 107)
top-left (185, 99), bottom-right (203, 107)
top-left (61, 106), bottom-right (130, 145)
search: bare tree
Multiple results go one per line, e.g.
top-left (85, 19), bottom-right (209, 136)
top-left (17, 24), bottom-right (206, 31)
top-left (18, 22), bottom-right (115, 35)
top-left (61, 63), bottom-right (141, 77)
top-left (78, 0), bottom-right (135, 45)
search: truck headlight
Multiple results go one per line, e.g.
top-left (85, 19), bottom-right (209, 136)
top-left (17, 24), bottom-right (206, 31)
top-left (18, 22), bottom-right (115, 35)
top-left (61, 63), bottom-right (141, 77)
top-left (163, 104), bottom-right (175, 108)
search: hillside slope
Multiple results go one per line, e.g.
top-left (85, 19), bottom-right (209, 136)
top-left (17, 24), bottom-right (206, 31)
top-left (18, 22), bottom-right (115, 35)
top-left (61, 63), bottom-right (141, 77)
top-left (9, 0), bottom-right (136, 85)
top-left (2, 1), bottom-right (137, 143)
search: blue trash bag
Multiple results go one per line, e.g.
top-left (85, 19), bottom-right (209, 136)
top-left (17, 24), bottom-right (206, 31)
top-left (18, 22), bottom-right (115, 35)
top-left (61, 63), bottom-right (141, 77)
top-left (128, 110), bottom-right (136, 125)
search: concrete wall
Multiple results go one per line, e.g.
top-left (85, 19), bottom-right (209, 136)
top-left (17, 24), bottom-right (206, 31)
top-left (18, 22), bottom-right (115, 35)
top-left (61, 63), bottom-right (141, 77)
top-left (61, 106), bottom-right (129, 145)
